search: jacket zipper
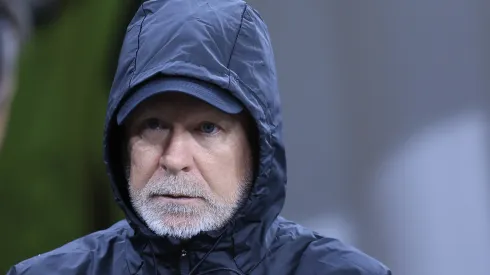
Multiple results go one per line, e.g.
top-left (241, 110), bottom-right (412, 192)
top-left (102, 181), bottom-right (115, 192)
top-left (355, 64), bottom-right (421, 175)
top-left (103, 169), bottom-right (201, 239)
top-left (180, 249), bottom-right (189, 275)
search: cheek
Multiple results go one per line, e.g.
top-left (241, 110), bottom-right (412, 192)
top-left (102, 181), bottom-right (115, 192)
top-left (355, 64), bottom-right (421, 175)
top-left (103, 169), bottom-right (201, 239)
top-left (128, 139), bottom-right (162, 190)
top-left (199, 136), bottom-right (252, 198)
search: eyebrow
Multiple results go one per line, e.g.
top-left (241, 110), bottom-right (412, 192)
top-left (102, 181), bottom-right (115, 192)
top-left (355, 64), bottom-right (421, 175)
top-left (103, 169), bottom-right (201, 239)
top-left (128, 106), bottom-right (236, 129)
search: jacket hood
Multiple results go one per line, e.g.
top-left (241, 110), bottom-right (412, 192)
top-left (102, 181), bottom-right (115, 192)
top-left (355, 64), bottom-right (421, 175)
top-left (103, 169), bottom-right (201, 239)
top-left (104, 0), bottom-right (286, 249)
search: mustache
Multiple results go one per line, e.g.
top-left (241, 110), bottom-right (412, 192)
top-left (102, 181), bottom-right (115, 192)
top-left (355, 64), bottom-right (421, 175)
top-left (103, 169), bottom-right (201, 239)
top-left (142, 175), bottom-right (208, 198)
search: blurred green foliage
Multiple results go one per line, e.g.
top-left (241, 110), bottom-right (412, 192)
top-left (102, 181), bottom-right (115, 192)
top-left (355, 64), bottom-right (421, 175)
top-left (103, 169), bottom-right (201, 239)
top-left (0, 0), bottom-right (127, 271)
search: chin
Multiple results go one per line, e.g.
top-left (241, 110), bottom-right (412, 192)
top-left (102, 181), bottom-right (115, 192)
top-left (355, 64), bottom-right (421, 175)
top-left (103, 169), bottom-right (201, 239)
top-left (144, 210), bottom-right (232, 239)
top-left (133, 196), bottom-right (240, 239)
top-left (148, 215), bottom-right (206, 239)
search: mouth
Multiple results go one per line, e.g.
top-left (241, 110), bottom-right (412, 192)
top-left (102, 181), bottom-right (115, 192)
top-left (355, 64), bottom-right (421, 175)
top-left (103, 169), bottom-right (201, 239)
top-left (151, 194), bottom-right (201, 201)
top-left (164, 194), bottom-right (195, 199)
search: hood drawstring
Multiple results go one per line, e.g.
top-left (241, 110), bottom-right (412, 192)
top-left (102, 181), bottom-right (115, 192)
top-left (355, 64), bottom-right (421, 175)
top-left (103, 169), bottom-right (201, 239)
top-left (189, 232), bottom-right (225, 275)
top-left (146, 232), bottom-right (234, 275)
top-left (193, 228), bottom-right (247, 275)
top-left (149, 240), bottom-right (159, 275)
top-left (146, 224), bottom-right (250, 275)
top-left (230, 233), bottom-right (247, 274)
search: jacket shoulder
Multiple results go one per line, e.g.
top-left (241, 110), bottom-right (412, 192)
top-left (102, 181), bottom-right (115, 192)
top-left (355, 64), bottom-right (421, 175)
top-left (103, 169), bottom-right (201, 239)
top-left (7, 220), bottom-right (132, 275)
top-left (275, 217), bottom-right (391, 275)
top-left (299, 237), bottom-right (391, 275)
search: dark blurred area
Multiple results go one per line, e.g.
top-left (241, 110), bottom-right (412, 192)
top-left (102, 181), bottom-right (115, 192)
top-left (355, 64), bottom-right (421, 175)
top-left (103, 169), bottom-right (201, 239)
top-left (0, 0), bottom-right (140, 271)
top-left (28, 0), bottom-right (69, 27)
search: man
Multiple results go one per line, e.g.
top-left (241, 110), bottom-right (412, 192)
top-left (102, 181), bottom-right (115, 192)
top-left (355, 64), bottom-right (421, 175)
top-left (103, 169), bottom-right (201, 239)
top-left (8, 0), bottom-right (391, 274)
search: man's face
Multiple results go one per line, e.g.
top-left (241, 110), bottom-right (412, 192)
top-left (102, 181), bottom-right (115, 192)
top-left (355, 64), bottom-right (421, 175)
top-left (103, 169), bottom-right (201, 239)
top-left (124, 92), bottom-right (253, 239)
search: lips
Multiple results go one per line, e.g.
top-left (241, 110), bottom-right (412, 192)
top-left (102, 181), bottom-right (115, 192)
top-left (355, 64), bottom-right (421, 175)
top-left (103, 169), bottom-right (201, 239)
top-left (151, 194), bottom-right (199, 199)
top-left (164, 194), bottom-right (194, 199)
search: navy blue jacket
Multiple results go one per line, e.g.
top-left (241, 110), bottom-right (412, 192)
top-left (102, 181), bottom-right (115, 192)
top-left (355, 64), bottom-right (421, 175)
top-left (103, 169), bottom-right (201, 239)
top-left (8, 0), bottom-right (391, 274)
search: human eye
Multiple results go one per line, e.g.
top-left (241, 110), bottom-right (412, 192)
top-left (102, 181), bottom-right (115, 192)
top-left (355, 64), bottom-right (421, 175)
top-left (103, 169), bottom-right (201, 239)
top-left (141, 118), bottom-right (163, 130)
top-left (137, 118), bottom-right (169, 141)
top-left (198, 122), bottom-right (221, 135)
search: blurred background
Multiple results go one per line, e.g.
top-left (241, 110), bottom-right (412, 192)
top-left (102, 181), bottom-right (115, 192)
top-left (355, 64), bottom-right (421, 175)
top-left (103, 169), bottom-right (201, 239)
top-left (1, 0), bottom-right (489, 274)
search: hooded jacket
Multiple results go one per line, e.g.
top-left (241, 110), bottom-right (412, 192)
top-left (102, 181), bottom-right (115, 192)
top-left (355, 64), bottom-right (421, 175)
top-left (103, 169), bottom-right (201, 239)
top-left (7, 0), bottom-right (391, 274)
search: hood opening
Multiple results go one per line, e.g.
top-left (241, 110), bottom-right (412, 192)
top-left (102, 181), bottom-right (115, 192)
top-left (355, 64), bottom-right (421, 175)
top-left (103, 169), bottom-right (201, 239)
top-left (105, 79), bottom-right (281, 240)
top-left (103, 0), bottom-right (286, 252)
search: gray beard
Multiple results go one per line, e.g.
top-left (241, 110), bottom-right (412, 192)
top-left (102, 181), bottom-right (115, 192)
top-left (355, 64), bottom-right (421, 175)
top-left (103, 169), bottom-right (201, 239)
top-left (128, 171), bottom-right (252, 239)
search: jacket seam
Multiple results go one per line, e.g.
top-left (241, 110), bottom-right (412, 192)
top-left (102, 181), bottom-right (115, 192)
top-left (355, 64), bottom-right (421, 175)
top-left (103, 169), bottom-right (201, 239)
top-left (226, 3), bottom-right (247, 94)
top-left (228, 7), bottom-right (274, 128)
top-left (129, 3), bottom-right (149, 88)
top-left (226, 4), bottom-right (247, 70)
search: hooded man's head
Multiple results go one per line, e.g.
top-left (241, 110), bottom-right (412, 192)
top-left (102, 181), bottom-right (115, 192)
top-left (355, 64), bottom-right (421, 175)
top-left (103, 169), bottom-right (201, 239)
top-left (105, 0), bottom-right (285, 243)
top-left (118, 76), bottom-right (258, 239)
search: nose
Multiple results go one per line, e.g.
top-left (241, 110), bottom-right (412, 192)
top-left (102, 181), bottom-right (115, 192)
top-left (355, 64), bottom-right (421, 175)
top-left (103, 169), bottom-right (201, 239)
top-left (159, 130), bottom-right (192, 174)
